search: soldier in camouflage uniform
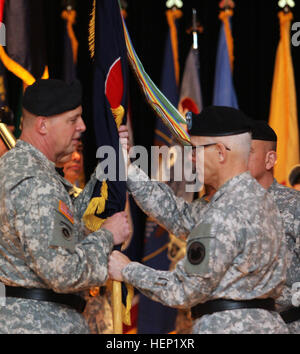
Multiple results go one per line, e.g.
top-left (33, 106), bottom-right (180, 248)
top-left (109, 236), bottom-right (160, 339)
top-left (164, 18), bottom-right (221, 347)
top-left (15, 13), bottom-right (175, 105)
top-left (59, 143), bottom-right (114, 335)
top-left (248, 120), bottom-right (300, 334)
top-left (110, 107), bottom-right (289, 334)
top-left (0, 79), bottom-right (130, 334)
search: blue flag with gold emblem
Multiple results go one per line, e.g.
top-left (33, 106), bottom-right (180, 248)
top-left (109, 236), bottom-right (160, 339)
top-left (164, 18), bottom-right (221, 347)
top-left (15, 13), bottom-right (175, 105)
top-left (83, 0), bottom-right (127, 230)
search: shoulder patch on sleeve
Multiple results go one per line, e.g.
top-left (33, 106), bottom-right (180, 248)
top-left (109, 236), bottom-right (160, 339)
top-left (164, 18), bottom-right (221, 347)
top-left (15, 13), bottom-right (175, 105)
top-left (50, 201), bottom-right (76, 252)
top-left (184, 223), bottom-right (214, 276)
top-left (58, 200), bottom-right (74, 224)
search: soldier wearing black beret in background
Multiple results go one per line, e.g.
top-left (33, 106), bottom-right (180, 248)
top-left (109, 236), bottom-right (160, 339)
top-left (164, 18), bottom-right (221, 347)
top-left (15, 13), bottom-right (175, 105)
top-left (112, 106), bottom-right (289, 333)
top-left (248, 120), bottom-right (300, 333)
top-left (289, 165), bottom-right (300, 191)
top-left (0, 79), bottom-right (130, 333)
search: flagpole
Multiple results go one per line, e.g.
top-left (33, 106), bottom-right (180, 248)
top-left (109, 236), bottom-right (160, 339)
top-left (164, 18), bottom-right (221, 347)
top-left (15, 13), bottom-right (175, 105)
top-left (0, 122), bottom-right (16, 150)
top-left (86, 0), bottom-right (129, 334)
top-left (112, 141), bottom-right (126, 334)
top-left (112, 281), bottom-right (123, 333)
top-left (192, 9), bottom-right (198, 50)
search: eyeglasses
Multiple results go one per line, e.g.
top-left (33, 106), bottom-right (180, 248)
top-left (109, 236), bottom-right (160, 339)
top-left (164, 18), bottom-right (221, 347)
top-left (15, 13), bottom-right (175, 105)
top-left (191, 143), bottom-right (231, 158)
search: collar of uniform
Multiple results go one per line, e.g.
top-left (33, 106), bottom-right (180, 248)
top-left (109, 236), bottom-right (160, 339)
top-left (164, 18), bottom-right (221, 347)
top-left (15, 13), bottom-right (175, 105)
top-left (268, 178), bottom-right (278, 193)
top-left (210, 171), bottom-right (253, 204)
top-left (15, 140), bottom-right (74, 193)
top-left (16, 139), bottom-right (57, 174)
top-left (57, 173), bottom-right (75, 191)
top-left (54, 166), bottom-right (74, 190)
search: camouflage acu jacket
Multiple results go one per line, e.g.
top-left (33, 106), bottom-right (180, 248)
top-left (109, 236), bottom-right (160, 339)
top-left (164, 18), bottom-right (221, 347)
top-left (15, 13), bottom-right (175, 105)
top-left (0, 140), bottom-right (113, 333)
top-left (123, 164), bottom-right (289, 334)
top-left (269, 179), bottom-right (300, 334)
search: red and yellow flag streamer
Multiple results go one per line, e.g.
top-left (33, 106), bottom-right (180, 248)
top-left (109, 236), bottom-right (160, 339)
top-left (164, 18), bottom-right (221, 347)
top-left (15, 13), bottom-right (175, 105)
top-left (219, 9), bottom-right (234, 72)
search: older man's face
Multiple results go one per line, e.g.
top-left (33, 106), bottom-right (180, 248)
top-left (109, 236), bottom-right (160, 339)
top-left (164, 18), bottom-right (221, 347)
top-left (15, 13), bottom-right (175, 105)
top-left (190, 136), bottom-right (217, 186)
top-left (46, 105), bottom-right (86, 161)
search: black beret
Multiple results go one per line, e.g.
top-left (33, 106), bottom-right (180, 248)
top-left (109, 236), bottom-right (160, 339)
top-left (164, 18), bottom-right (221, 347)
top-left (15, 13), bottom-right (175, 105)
top-left (251, 120), bottom-right (277, 142)
top-left (188, 106), bottom-right (252, 137)
top-left (288, 165), bottom-right (300, 186)
top-left (0, 106), bottom-right (14, 126)
top-left (23, 79), bottom-right (82, 116)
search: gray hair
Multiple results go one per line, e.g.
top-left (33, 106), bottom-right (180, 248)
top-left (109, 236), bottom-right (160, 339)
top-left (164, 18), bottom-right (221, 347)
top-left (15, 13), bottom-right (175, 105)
top-left (213, 132), bottom-right (252, 163)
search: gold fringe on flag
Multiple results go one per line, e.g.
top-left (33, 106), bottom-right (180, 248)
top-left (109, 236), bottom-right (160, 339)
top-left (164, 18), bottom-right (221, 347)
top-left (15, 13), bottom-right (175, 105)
top-left (0, 46), bottom-right (35, 86)
top-left (82, 103), bottom-right (125, 233)
top-left (61, 9), bottom-right (79, 64)
top-left (219, 9), bottom-right (234, 72)
top-left (111, 105), bottom-right (125, 128)
top-left (83, 179), bottom-right (108, 232)
top-left (89, 0), bottom-right (96, 59)
top-left (166, 9), bottom-right (182, 87)
top-left (122, 282), bottom-right (134, 326)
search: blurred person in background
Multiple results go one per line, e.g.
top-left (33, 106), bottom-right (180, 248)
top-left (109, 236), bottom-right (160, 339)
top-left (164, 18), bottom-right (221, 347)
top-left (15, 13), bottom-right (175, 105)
top-left (289, 165), bottom-right (300, 192)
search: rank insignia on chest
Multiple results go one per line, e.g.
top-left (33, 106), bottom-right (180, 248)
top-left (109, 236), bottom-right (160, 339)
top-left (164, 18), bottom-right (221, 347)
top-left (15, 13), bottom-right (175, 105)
top-left (58, 200), bottom-right (74, 225)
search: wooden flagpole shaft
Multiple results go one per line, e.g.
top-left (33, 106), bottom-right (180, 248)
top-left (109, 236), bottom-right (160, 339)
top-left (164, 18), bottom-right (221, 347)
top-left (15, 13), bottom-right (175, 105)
top-left (113, 280), bottom-right (123, 334)
top-left (112, 138), bottom-right (129, 335)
